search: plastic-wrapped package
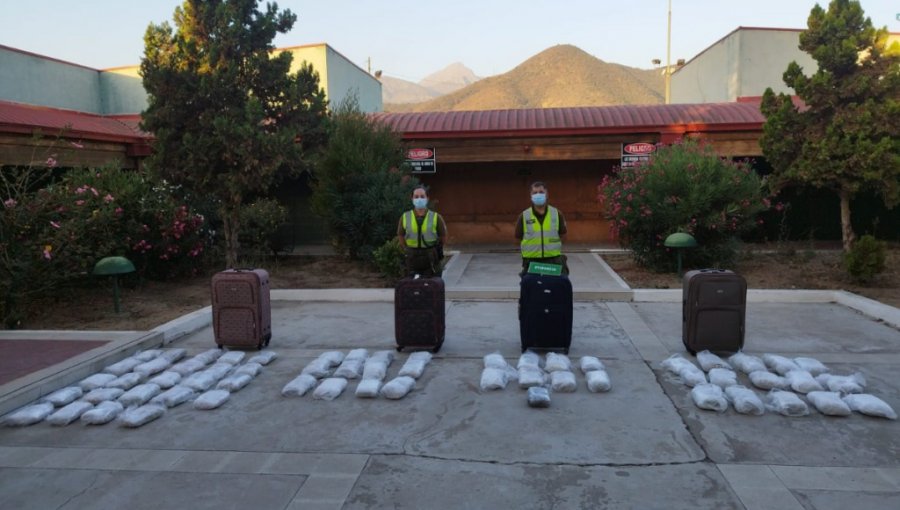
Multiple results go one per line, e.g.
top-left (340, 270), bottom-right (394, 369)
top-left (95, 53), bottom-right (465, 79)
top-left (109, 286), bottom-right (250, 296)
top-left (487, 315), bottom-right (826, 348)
top-left (106, 372), bottom-right (145, 391)
top-left (355, 378), bottom-right (382, 398)
top-left (44, 386), bottom-right (83, 407)
top-left (181, 371), bottom-right (218, 392)
top-left (79, 373), bottom-right (117, 391)
top-left (118, 383), bottom-right (162, 407)
top-left (398, 351), bottom-right (432, 379)
top-left (806, 391), bottom-right (852, 416)
top-left (319, 351), bottom-right (346, 367)
top-left (81, 401), bottom-right (124, 425)
top-left (724, 385), bottom-right (765, 415)
top-left (47, 401), bottom-right (94, 426)
top-left (148, 371), bottom-right (182, 390)
top-left (550, 371), bottom-right (577, 392)
top-left (785, 370), bottom-right (824, 394)
top-left (103, 357), bottom-right (142, 376)
top-left (301, 359), bottom-right (334, 379)
top-left (370, 350), bottom-right (395, 364)
top-left (527, 386), bottom-right (551, 408)
top-left (281, 374), bottom-right (318, 397)
top-left (660, 355), bottom-right (707, 387)
top-left (544, 353), bottom-right (572, 372)
top-left (817, 373), bottom-right (866, 394)
top-left (748, 370), bottom-right (789, 390)
top-left (234, 362), bottom-right (262, 378)
top-left (483, 352), bottom-right (509, 369)
top-left (118, 403), bottom-right (166, 428)
top-left (159, 348), bottom-right (187, 363)
top-left (697, 351), bottom-right (731, 372)
top-left (83, 388), bottom-right (125, 405)
top-left (762, 354), bottom-right (801, 376)
top-left (793, 357), bottom-right (829, 376)
top-left (133, 349), bottom-right (162, 362)
top-left (217, 373), bottom-right (253, 392)
top-left (579, 356), bottom-right (605, 374)
top-left (586, 370), bottom-right (611, 392)
top-left (150, 386), bottom-right (196, 408)
top-left (193, 389), bottom-right (230, 410)
top-left (313, 378), bottom-right (349, 401)
top-left (480, 367), bottom-right (510, 391)
top-left (661, 354), bottom-right (693, 375)
top-left (169, 358), bottom-right (207, 377)
top-left (690, 383), bottom-right (728, 412)
top-left (134, 357), bottom-right (171, 377)
top-left (247, 350), bottom-right (277, 366)
top-left (3, 402), bottom-right (55, 426)
top-left (362, 359), bottom-right (390, 381)
top-left (728, 352), bottom-right (767, 374)
top-left (193, 348), bottom-right (224, 366)
top-left (518, 365), bottom-right (546, 388)
top-left (765, 390), bottom-right (810, 416)
top-left (345, 348), bottom-right (369, 360)
top-left (381, 376), bottom-right (416, 399)
top-left (204, 363), bottom-right (233, 381)
top-left (218, 351), bottom-right (246, 366)
top-left (708, 368), bottom-right (738, 389)
top-left (334, 358), bottom-right (366, 379)
top-left (517, 351), bottom-right (542, 369)
top-left (842, 394), bottom-right (897, 420)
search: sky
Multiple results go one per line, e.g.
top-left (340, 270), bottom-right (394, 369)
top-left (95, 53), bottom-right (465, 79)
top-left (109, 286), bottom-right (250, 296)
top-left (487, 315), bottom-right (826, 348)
top-left (1, 0), bottom-right (898, 82)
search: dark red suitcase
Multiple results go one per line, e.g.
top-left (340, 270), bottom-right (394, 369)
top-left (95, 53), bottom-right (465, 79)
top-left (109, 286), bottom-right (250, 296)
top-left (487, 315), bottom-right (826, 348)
top-left (394, 276), bottom-right (445, 353)
top-left (519, 274), bottom-right (573, 354)
top-left (682, 269), bottom-right (747, 355)
top-left (211, 268), bottom-right (272, 350)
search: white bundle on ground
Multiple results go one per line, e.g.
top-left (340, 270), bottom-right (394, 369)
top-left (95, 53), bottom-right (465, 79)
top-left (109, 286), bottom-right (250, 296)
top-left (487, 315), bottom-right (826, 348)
top-left (46, 401), bottom-right (94, 426)
top-left (817, 373), bottom-right (866, 394)
top-left (362, 359), bottom-right (390, 381)
top-left (550, 371), bottom-right (577, 392)
top-left (281, 374), bottom-right (318, 397)
top-left (586, 370), bottom-right (612, 393)
top-left (134, 349), bottom-right (162, 362)
top-left (302, 359), bottom-right (335, 379)
top-left (806, 391), bottom-right (852, 416)
top-left (691, 383), bottom-right (728, 412)
top-left (517, 351), bottom-right (542, 369)
top-left (579, 356), bottom-right (605, 374)
top-left (148, 371), bottom-right (181, 389)
top-left (313, 378), bottom-right (348, 400)
top-left (483, 352), bottom-right (508, 369)
top-left (545, 353), bottom-right (572, 372)
top-left (217, 351), bottom-right (246, 365)
top-left (748, 370), bottom-right (789, 390)
top-left (793, 357), bottom-right (829, 376)
top-left (103, 357), bottom-right (142, 376)
top-left (785, 370), bottom-right (824, 394)
top-left (81, 401), bottom-right (124, 425)
top-left (118, 403), bottom-right (166, 428)
top-left (842, 394), bottom-right (897, 420)
top-left (204, 363), bottom-right (234, 381)
top-left (765, 390), bottom-right (810, 416)
top-left (194, 389), bottom-right (230, 410)
top-left (319, 351), bottom-right (346, 367)
top-left (159, 348), bottom-right (187, 363)
top-left (44, 386), bottom-right (83, 406)
top-left (480, 367), bottom-right (510, 391)
top-left (527, 386), bottom-right (551, 408)
top-left (79, 373), bottom-right (117, 391)
top-left (3, 402), bottom-right (55, 426)
top-left (728, 352), bottom-right (767, 374)
top-left (181, 371), bottom-right (218, 392)
top-left (334, 355), bottom-right (367, 379)
top-left (234, 362), bottom-right (262, 378)
top-left (193, 348), bottom-right (224, 366)
top-left (151, 385), bottom-right (196, 408)
top-left (762, 354), bottom-right (801, 376)
top-left (247, 350), bottom-right (277, 366)
top-left (118, 383), bottom-right (161, 407)
top-left (708, 368), bottom-right (739, 389)
top-left (724, 385), bottom-right (765, 415)
top-left (518, 365), bottom-right (546, 388)
top-left (106, 372), bottom-right (145, 391)
top-left (370, 350), bottom-right (395, 364)
top-left (83, 388), bottom-right (125, 405)
top-left (398, 351), bottom-right (432, 379)
top-left (355, 378), bottom-right (382, 398)
top-left (660, 355), bottom-right (706, 387)
top-left (169, 358), bottom-right (207, 377)
top-left (381, 376), bottom-right (416, 399)
top-left (133, 357), bottom-right (171, 377)
top-left (697, 351), bottom-right (731, 372)
top-left (217, 373), bottom-right (253, 392)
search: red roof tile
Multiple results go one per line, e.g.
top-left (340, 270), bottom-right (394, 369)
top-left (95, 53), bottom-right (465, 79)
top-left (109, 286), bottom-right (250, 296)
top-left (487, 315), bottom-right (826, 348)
top-left (0, 101), bottom-right (150, 143)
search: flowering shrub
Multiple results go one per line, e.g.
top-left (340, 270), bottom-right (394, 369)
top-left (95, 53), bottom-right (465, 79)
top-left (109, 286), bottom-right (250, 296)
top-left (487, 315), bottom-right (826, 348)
top-left (597, 140), bottom-right (769, 272)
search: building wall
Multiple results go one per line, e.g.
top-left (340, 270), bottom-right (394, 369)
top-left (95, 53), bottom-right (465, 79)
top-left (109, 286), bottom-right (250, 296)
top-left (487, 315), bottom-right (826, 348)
top-left (99, 66), bottom-right (148, 114)
top-left (0, 46), bottom-right (101, 112)
top-left (670, 31), bottom-right (738, 104)
top-left (284, 44), bottom-right (382, 112)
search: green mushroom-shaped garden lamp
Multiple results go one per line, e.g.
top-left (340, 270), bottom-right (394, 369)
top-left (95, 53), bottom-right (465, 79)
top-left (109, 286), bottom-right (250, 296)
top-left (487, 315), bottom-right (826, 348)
top-left (92, 256), bottom-right (135, 313)
top-left (664, 232), bottom-right (697, 278)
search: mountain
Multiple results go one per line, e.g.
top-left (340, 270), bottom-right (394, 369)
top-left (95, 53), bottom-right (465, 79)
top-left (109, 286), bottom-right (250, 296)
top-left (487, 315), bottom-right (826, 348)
top-left (419, 62), bottom-right (480, 95)
top-left (381, 63), bottom-right (481, 106)
top-left (380, 76), bottom-right (440, 105)
top-left (389, 45), bottom-right (664, 112)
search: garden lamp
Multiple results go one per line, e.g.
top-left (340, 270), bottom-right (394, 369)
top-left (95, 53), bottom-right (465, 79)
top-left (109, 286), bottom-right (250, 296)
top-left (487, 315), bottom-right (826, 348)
top-left (92, 256), bottom-right (135, 313)
top-left (664, 232), bottom-right (697, 278)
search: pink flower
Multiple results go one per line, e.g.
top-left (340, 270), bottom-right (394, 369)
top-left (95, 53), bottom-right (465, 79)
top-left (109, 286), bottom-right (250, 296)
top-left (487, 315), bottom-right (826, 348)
top-left (75, 200), bottom-right (85, 206)
top-left (104, 194), bottom-right (114, 203)
top-left (3, 198), bottom-right (16, 208)
top-left (46, 157), bottom-right (58, 168)
top-left (70, 141), bottom-right (84, 149)
top-left (90, 187), bottom-right (99, 197)
top-left (75, 186), bottom-right (86, 195)
top-left (50, 221), bottom-right (61, 229)
top-left (115, 207), bottom-right (124, 216)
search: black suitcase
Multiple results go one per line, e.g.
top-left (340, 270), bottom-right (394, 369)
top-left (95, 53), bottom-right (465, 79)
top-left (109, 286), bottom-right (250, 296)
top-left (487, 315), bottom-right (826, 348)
top-left (682, 269), bottom-right (747, 355)
top-left (519, 274), bottom-right (573, 353)
top-left (394, 276), bottom-right (445, 353)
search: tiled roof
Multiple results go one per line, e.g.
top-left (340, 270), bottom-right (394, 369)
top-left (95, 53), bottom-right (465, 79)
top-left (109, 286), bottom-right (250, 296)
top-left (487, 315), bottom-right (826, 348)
top-left (0, 101), bottom-right (149, 142)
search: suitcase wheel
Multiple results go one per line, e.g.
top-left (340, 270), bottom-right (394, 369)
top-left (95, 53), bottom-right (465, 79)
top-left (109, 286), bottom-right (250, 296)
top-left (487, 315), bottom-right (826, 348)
top-left (431, 345), bottom-right (441, 354)
top-left (217, 344), bottom-right (223, 350)
top-left (396, 346), bottom-right (403, 352)
top-left (563, 348), bottom-right (569, 355)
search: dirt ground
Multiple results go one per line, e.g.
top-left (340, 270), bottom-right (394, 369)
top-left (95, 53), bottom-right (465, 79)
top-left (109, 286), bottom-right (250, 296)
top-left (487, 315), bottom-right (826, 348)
top-left (17, 248), bottom-right (900, 331)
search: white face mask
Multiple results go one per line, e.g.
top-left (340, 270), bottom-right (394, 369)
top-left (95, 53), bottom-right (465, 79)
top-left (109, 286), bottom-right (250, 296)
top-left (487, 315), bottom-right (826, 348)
top-left (413, 197), bottom-right (428, 209)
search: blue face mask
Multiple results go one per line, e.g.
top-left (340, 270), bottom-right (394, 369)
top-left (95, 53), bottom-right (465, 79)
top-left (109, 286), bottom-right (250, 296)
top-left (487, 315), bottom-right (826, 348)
top-left (531, 193), bottom-right (547, 207)
top-left (413, 197), bottom-right (428, 209)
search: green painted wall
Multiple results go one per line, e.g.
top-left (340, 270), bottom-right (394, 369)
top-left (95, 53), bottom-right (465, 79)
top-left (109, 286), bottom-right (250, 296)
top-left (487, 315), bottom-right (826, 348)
top-left (0, 46), bottom-right (101, 112)
top-left (100, 66), bottom-right (147, 114)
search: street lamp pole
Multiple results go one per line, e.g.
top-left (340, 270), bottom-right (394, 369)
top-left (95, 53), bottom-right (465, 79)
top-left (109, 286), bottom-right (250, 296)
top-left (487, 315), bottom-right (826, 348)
top-left (665, 0), bottom-right (672, 104)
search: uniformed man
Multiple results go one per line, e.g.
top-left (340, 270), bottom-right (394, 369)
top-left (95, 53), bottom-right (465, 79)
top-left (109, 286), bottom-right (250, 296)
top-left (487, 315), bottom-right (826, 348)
top-left (397, 185), bottom-right (447, 277)
top-left (515, 181), bottom-right (568, 275)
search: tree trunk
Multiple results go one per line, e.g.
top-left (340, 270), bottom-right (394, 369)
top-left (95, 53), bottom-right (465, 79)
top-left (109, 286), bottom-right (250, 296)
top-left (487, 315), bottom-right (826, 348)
top-left (839, 187), bottom-right (856, 253)
top-left (221, 204), bottom-right (241, 268)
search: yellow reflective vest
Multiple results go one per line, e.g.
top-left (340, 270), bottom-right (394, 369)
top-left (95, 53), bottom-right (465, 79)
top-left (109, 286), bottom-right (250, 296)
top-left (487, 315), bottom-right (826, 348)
top-left (402, 210), bottom-right (439, 248)
top-left (520, 206), bottom-right (561, 258)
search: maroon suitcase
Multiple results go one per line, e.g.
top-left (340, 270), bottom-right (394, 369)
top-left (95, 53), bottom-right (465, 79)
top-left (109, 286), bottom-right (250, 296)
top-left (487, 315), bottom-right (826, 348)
top-left (211, 268), bottom-right (272, 350)
top-left (682, 269), bottom-right (747, 355)
top-left (394, 276), bottom-right (445, 353)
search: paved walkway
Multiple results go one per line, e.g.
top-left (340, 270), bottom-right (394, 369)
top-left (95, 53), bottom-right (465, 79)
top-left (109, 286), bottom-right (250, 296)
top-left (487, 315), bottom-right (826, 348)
top-left (1, 252), bottom-right (898, 509)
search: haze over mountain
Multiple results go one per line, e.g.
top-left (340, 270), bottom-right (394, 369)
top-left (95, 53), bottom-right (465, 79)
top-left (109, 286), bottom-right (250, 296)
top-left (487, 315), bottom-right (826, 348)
top-left (381, 62), bottom-right (480, 105)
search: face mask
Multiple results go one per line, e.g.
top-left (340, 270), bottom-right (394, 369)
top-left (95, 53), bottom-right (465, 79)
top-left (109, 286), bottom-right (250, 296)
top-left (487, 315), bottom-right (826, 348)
top-left (413, 197), bottom-right (428, 209)
top-left (531, 193), bottom-right (547, 206)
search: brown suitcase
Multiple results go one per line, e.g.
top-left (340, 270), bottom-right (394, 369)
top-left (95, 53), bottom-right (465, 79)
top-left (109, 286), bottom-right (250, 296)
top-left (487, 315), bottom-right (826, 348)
top-left (211, 268), bottom-right (272, 350)
top-left (394, 276), bottom-right (445, 353)
top-left (682, 269), bottom-right (746, 355)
